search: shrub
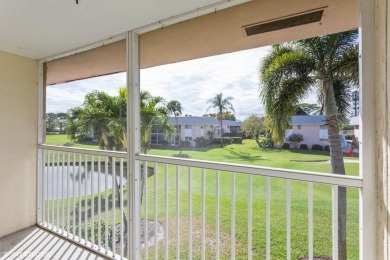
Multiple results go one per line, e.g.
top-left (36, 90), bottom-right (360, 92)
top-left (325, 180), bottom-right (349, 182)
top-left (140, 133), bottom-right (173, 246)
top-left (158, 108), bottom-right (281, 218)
top-left (231, 137), bottom-right (243, 144)
top-left (181, 141), bottom-right (191, 147)
top-left (287, 133), bottom-right (304, 149)
top-left (259, 138), bottom-right (273, 148)
top-left (213, 137), bottom-right (233, 145)
top-left (300, 144), bottom-right (308, 150)
top-left (195, 137), bottom-right (208, 147)
top-left (282, 143), bottom-right (290, 149)
top-left (324, 145), bottom-right (330, 152)
top-left (312, 144), bottom-right (323, 151)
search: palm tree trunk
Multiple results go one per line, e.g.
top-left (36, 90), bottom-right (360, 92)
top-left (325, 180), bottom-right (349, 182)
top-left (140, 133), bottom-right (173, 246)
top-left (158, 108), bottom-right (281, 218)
top-left (220, 111), bottom-right (223, 148)
top-left (175, 115), bottom-right (182, 155)
top-left (327, 115), bottom-right (347, 260)
top-left (325, 79), bottom-right (347, 260)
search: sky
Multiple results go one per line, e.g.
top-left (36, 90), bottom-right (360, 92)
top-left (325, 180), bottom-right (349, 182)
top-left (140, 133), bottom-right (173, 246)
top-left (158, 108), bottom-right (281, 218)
top-left (46, 45), bottom-right (315, 121)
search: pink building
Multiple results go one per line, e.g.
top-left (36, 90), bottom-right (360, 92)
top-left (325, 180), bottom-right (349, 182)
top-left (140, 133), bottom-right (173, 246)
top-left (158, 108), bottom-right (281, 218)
top-left (285, 115), bottom-right (329, 148)
top-left (285, 115), bottom-right (349, 150)
top-left (151, 115), bottom-right (242, 146)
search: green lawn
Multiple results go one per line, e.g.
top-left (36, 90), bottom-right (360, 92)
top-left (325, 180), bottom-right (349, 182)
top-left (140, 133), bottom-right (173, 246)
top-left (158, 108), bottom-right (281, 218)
top-left (45, 134), bottom-right (360, 259)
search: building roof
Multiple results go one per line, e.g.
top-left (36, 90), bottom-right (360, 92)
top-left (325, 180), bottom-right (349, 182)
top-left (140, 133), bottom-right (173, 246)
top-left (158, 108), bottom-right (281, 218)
top-left (169, 116), bottom-right (218, 125)
top-left (291, 115), bottom-right (326, 125)
top-left (222, 120), bottom-right (242, 127)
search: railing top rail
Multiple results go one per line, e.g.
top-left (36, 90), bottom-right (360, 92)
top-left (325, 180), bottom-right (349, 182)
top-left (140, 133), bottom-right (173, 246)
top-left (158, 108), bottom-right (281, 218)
top-left (38, 144), bottom-right (127, 158)
top-left (136, 154), bottom-right (363, 188)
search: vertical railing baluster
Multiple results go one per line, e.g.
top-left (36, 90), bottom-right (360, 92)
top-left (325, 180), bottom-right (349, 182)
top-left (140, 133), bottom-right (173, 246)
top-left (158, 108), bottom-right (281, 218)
top-left (154, 162), bottom-right (158, 259)
top-left (231, 172), bottom-right (235, 260)
top-left (188, 167), bottom-right (192, 259)
top-left (51, 150), bottom-right (55, 227)
top-left (62, 151), bottom-right (65, 232)
top-left (112, 157), bottom-right (116, 256)
top-left (72, 153), bottom-right (76, 237)
top-left (308, 182), bottom-right (313, 260)
top-left (266, 177), bottom-right (270, 260)
top-left (47, 150), bottom-right (51, 226)
top-left (91, 155), bottom-right (95, 247)
top-left (248, 174), bottom-right (253, 260)
top-left (201, 168), bottom-right (206, 260)
top-left (105, 157), bottom-right (109, 252)
top-left (67, 152), bottom-right (70, 235)
top-left (84, 154), bottom-right (88, 243)
top-left (144, 161), bottom-right (148, 259)
top-left (176, 165), bottom-right (180, 260)
top-left (165, 164), bottom-right (169, 260)
top-left (98, 156), bottom-right (102, 249)
top-left (286, 179), bottom-right (291, 260)
top-left (42, 150), bottom-right (46, 224)
top-left (216, 170), bottom-right (220, 260)
top-left (78, 153), bottom-right (82, 240)
top-left (332, 185), bottom-right (339, 260)
top-left (120, 158), bottom-right (124, 259)
top-left (57, 151), bottom-right (60, 229)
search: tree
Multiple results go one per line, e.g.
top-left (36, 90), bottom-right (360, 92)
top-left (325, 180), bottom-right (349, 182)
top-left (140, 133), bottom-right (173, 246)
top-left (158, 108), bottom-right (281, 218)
top-left (241, 114), bottom-right (265, 147)
top-left (203, 111), bottom-right (236, 121)
top-left (56, 112), bottom-right (67, 134)
top-left (140, 91), bottom-right (176, 154)
top-left (287, 133), bottom-right (304, 149)
top-left (206, 92), bottom-right (235, 148)
top-left (259, 30), bottom-right (358, 259)
top-left (80, 88), bottom-right (127, 151)
top-left (299, 103), bottom-right (321, 115)
top-left (46, 112), bottom-right (57, 133)
top-left (167, 100), bottom-right (183, 153)
top-left (65, 107), bottom-right (84, 142)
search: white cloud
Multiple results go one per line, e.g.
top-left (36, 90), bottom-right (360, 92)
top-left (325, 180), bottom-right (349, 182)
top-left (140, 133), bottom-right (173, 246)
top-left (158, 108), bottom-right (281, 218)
top-left (47, 45), bottom-right (316, 120)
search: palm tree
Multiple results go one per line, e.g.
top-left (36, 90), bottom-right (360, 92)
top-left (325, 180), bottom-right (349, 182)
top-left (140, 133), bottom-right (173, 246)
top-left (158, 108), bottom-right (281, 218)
top-left (81, 88), bottom-right (127, 151)
top-left (259, 30), bottom-right (358, 260)
top-left (206, 92), bottom-right (235, 148)
top-left (140, 90), bottom-right (176, 154)
top-left (167, 100), bottom-right (183, 153)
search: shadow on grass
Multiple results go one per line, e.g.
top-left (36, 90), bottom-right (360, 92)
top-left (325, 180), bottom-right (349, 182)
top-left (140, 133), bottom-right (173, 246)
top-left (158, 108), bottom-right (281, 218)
top-left (151, 144), bottom-right (222, 153)
top-left (222, 149), bottom-right (265, 162)
top-left (172, 153), bottom-right (190, 158)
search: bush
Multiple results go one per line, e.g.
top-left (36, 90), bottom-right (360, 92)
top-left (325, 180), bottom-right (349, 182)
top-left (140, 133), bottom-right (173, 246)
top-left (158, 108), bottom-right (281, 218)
top-left (181, 141), bottom-right (191, 147)
top-left (213, 137), bottom-right (234, 145)
top-left (194, 137), bottom-right (208, 147)
top-left (324, 145), bottom-right (330, 152)
top-left (282, 143), bottom-right (290, 149)
top-left (300, 144), bottom-right (308, 150)
top-left (231, 137), bottom-right (243, 144)
top-left (259, 138), bottom-right (273, 148)
top-left (287, 133), bottom-right (304, 149)
top-left (312, 144), bottom-right (323, 151)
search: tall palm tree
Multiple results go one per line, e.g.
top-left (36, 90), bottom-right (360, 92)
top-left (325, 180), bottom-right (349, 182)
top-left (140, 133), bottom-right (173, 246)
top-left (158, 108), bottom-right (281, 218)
top-left (167, 100), bottom-right (183, 153)
top-left (259, 30), bottom-right (358, 260)
top-left (206, 92), bottom-right (235, 148)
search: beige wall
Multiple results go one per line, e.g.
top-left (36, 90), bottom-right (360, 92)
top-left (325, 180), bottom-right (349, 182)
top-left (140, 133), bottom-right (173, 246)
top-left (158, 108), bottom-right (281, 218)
top-left (0, 51), bottom-right (38, 237)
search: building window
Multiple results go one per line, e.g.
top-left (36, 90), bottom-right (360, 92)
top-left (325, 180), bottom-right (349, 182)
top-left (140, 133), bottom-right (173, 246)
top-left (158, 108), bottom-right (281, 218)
top-left (319, 125), bottom-right (328, 141)
top-left (185, 125), bottom-right (192, 129)
top-left (185, 137), bottom-right (192, 141)
top-left (297, 125), bottom-right (301, 130)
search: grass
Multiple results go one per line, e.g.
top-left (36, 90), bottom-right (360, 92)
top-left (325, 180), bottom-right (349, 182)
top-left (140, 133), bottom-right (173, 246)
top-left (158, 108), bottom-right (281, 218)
top-left (45, 134), bottom-right (360, 259)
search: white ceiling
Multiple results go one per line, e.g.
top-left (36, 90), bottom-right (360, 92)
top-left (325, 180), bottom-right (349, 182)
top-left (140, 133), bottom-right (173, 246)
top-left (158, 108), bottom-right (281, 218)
top-left (0, 0), bottom-right (225, 60)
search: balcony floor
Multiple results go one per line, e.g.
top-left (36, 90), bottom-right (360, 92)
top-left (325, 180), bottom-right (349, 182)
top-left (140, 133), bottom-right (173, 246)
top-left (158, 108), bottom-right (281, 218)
top-left (0, 226), bottom-right (106, 259)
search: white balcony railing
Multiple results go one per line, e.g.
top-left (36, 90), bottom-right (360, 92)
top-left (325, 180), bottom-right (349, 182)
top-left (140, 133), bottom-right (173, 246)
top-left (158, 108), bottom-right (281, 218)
top-left (38, 144), bottom-right (363, 259)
